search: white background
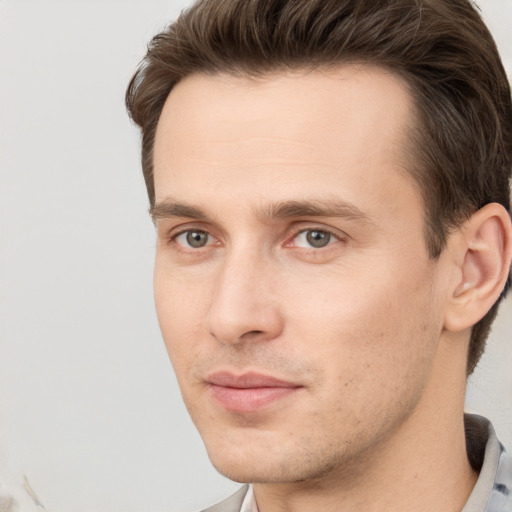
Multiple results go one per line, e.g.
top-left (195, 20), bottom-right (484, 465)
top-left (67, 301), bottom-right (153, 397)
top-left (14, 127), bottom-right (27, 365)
top-left (0, 1), bottom-right (511, 511)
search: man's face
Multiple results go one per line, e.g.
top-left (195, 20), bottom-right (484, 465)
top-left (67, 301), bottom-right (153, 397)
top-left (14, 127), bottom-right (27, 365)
top-left (152, 67), bottom-right (450, 483)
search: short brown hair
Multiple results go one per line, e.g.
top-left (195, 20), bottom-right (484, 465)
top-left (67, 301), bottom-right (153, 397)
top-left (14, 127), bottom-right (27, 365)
top-left (126, 0), bottom-right (512, 375)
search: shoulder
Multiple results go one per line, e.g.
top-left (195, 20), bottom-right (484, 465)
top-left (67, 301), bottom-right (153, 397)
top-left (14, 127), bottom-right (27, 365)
top-left (200, 485), bottom-right (250, 512)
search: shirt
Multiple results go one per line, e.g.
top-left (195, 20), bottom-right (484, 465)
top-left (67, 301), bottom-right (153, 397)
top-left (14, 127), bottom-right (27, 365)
top-left (238, 414), bottom-right (512, 512)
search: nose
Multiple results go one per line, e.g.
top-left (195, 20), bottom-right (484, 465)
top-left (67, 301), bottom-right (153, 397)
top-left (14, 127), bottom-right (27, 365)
top-left (205, 250), bottom-right (284, 345)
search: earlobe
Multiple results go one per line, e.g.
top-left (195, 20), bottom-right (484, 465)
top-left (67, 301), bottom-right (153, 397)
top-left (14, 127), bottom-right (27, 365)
top-left (444, 203), bottom-right (512, 332)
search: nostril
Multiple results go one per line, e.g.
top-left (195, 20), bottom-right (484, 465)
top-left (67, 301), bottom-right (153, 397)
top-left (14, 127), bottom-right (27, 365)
top-left (244, 330), bottom-right (264, 337)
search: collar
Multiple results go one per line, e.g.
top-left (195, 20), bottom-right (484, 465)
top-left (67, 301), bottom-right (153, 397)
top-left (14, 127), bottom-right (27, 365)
top-left (462, 414), bottom-right (512, 512)
top-left (240, 485), bottom-right (258, 512)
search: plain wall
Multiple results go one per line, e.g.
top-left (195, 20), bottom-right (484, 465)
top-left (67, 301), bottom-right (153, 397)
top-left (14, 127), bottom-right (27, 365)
top-left (0, 1), bottom-right (511, 511)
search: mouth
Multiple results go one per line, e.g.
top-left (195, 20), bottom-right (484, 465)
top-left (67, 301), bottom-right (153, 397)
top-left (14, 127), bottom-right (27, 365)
top-left (205, 371), bottom-right (303, 413)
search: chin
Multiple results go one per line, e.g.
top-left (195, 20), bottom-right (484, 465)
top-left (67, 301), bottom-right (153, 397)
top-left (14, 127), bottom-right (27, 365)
top-left (205, 444), bottom-right (290, 483)
top-left (204, 439), bottom-right (340, 485)
top-left (209, 460), bottom-right (291, 484)
top-left (206, 446), bottom-right (271, 483)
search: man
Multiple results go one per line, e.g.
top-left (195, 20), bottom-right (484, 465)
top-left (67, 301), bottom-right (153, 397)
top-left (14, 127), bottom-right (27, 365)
top-left (126, 0), bottom-right (512, 510)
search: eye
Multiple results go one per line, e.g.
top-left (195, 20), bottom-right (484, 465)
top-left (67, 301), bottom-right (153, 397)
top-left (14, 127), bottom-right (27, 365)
top-left (293, 229), bottom-right (337, 248)
top-left (174, 230), bottom-right (213, 249)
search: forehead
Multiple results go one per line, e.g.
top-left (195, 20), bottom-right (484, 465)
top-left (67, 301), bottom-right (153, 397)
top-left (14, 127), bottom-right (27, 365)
top-left (152, 66), bottom-right (419, 218)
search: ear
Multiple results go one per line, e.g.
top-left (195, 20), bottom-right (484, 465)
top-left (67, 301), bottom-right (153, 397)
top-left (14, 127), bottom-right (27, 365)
top-left (443, 203), bottom-right (512, 333)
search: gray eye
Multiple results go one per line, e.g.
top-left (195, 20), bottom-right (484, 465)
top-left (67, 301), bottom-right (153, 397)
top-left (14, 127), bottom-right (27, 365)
top-left (306, 230), bottom-right (331, 248)
top-left (186, 231), bottom-right (209, 248)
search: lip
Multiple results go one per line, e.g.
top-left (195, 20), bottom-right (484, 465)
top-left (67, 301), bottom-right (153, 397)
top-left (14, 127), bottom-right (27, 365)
top-left (205, 371), bottom-right (302, 413)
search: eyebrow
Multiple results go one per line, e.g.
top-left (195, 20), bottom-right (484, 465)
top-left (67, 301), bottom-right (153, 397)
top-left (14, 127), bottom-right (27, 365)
top-left (150, 197), bottom-right (374, 225)
top-left (260, 199), bottom-right (373, 224)
top-left (150, 201), bottom-right (208, 222)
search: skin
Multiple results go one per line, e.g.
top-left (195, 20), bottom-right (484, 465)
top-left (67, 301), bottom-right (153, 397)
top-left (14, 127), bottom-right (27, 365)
top-left (150, 67), bottom-right (502, 511)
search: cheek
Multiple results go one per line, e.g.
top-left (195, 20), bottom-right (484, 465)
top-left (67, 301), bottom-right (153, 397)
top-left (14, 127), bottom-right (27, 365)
top-left (286, 263), bottom-right (440, 386)
top-left (153, 263), bottom-right (208, 370)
